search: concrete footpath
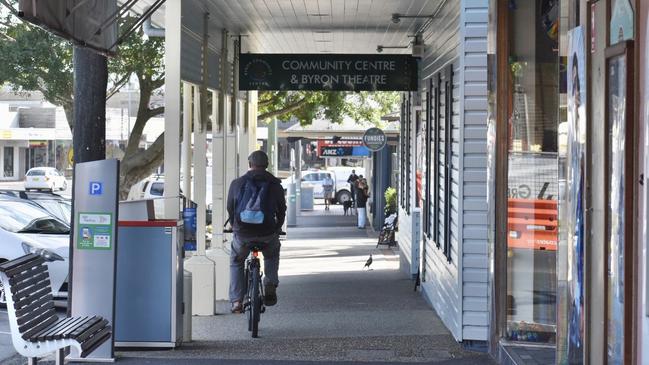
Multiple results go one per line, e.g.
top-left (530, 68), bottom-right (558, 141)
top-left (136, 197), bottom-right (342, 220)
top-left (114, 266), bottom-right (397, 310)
top-left (3, 206), bottom-right (494, 364)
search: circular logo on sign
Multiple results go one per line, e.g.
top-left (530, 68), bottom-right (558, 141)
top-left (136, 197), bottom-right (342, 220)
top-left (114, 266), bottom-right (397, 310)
top-left (362, 127), bottom-right (387, 152)
top-left (243, 59), bottom-right (273, 86)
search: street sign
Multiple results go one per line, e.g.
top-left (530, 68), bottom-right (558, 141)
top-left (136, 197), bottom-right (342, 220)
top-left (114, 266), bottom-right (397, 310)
top-left (319, 146), bottom-right (371, 157)
top-left (240, 54), bottom-right (418, 91)
top-left (69, 159), bottom-right (119, 361)
top-left (89, 181), bottom-right (103, 195)
top-left (362, 128), bottom-right (387, 152)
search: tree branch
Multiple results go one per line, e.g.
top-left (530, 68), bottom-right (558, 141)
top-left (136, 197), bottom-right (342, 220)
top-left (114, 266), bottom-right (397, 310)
top-left (258, 94), bottom-right (281, 107)
top-left (121, 132), bottom-right (164, 173)
top-left (106, 73), bottom-right (132, 101)
top-left (257, 97), bottom-right (307, 121)
top-left (147, 106), bottom-right (164, 118)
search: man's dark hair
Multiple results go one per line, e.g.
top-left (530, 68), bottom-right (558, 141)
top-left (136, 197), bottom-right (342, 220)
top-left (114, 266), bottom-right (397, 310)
top-left (248, 150), bottom-right (269, 169)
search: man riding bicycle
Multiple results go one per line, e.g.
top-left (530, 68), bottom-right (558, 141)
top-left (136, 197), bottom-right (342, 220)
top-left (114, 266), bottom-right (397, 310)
top-left (227, 150), bottom-right (287, 314)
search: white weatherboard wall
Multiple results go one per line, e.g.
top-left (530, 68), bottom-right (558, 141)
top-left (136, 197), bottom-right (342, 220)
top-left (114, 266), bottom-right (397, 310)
top-left (458, 0), bottom-right (489, 341)
top-left (397, 0), bottom-right (489, 343)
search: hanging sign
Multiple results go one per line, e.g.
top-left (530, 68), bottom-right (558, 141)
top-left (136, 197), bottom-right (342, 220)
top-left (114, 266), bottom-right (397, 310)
top-left (362, 127), bottom-right (387, 151)
top-left (239, 54), bottom-right (418, 91)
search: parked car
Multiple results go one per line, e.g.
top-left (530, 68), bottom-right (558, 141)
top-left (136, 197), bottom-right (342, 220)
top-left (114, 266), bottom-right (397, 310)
top-left (282, 169), bottom-right (353, 204)
top-left (139, 177), bottom-right (166, 199)
top-left (24, 167), bottom-right (68, 192)
top-left (130, 176), bottom-right (212, 225)
top-left (0, 190), bottom-right (71, 224)
top-left (0, 195), bottom-right (70, 307)
top-left (327, 166), bottom-right (357, 203)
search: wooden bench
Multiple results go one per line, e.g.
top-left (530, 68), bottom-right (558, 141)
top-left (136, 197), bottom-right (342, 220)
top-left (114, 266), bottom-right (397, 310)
top-left (0, 254), bottom-right (111, 365)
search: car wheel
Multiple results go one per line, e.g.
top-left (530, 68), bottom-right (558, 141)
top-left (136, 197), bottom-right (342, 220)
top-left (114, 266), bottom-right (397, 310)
top-left (61, 181), bottom-right (68, 191)
top-left (336, 190), bottom-right (352, 205)
top-left (0, 259), bottom-right (6, 308)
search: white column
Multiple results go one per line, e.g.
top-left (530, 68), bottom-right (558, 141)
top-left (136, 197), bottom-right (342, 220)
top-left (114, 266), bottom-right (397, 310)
top-left (248, 91), bottom-right (258, 154)
top-left (182, 83), bottom-right (193, 202)
top-left (163, 0), bottom-right (182, 219)
top-left (184, 14), bottom-right (215, 317)
top-left (238, 99), bottom-right (250, 174)
top-left (210, 91), bottom-right (224, 246)
top-left (193, 87), bottom-right (206, 255)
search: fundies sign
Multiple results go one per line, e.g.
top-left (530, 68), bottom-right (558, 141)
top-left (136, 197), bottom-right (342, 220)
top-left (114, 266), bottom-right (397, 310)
top-left (239, 54), bottom-right (418, 91)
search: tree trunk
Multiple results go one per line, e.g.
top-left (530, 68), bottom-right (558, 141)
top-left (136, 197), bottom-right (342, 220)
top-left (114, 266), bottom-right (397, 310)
top-left (73, 47), bottom-right (107, 163)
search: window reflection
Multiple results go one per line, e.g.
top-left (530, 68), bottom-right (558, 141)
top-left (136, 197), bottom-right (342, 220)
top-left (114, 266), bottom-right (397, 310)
top-left (505, 0), bottom-right (559, 344)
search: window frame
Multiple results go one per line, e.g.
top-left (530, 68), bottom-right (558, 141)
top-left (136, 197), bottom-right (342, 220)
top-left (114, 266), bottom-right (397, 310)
top-left (442, 64), bottom-right (454, 263)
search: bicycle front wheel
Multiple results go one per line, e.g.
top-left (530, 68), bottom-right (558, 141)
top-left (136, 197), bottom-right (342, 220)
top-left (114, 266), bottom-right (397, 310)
top-left (250, 265), bottom-right (261, 338)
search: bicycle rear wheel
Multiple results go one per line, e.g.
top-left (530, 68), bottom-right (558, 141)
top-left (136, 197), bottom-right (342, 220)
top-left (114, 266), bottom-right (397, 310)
top-left (250, 265), bottom-right (261, 338)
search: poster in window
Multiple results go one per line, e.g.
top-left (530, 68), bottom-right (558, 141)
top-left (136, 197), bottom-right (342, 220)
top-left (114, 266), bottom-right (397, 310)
top-left (564, 26), bottom-right (587, 364)
top-left (606, 51), bottom-right (627, 365)
top-left (416, 110), bottom-right (425, 208)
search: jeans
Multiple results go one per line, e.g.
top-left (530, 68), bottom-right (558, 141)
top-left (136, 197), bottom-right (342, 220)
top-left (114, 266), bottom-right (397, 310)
top-left (229, 233), bottom-right (281, 303)
top-left (357, 207), bottom-right (367, 228)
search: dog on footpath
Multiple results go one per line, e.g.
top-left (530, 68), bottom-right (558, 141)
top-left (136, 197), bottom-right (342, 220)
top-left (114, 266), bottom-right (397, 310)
top-left (343, 200), bottom-right (353, 215)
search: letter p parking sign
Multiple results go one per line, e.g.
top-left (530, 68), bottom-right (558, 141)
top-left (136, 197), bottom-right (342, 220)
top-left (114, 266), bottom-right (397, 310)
top-left (89, 181), bottom-right (103, 195)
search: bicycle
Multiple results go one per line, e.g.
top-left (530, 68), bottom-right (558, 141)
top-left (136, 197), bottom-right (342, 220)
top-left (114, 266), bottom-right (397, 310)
top-left (224, 224), bottom-right (285, 338)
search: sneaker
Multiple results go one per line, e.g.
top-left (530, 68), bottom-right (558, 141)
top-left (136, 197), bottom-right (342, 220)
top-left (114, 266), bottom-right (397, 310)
top-left (264, 285), bottom-right (278, 306)
top-left (231, 301), bottom-right (243, 314)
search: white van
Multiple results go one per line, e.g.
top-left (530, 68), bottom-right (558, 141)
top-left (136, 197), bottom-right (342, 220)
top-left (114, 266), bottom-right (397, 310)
top-left (281, 167), bottom-right (355, 204)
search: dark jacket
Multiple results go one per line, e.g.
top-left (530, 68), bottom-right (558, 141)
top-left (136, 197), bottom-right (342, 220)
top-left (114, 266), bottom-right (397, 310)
top-left (227, 169), bottom-right (287, 238)
top-left (356, 188), bottom-right (368, 207)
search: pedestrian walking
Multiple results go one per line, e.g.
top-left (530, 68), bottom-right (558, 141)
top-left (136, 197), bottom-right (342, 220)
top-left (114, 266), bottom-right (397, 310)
top-left (322, 173), bottom-right (334, 211)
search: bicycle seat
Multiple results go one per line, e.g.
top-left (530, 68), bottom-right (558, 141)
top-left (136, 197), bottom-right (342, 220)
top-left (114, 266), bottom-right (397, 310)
top-left (247, 242), bottom-right (265, 251)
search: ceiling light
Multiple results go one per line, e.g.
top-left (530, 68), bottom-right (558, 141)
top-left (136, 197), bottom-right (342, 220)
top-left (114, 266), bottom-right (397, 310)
top-left (391, 13), bottom-right (437, 24)
top-left (308, 13), bottom-right (330, 17)
top-left (313, 30), bottom-right (332, 34)
top-left (315, 40), bottom-right (332, 43)
top-left (376, 44), bottom-right (410, 53)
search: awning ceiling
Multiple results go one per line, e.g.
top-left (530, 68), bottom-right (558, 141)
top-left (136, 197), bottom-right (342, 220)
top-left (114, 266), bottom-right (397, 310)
top-left (124, 0), bottom-right (443, 54)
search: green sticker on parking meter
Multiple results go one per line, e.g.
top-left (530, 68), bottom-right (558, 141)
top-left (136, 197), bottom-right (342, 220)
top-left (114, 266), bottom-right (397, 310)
top-left (77, 212), bottom-right (113, 250)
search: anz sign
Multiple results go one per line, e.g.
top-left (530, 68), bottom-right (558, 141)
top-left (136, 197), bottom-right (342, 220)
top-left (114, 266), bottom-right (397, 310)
top-left (319, 146), bottom-right (370, 158)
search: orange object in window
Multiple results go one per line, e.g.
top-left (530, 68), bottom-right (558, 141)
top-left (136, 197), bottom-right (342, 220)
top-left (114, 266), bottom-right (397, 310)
top-left (507, 198), bottom-right (558, 251)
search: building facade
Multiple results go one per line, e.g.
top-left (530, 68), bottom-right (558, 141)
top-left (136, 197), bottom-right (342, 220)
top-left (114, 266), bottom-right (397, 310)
top-left (397, 0), bottom-right (491, 346)
top-left (399, 0), bottom-right (648, 363)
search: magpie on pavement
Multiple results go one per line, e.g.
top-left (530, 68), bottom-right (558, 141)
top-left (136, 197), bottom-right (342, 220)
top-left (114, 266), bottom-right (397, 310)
top-left (363, 254), bottom-right (373, 270)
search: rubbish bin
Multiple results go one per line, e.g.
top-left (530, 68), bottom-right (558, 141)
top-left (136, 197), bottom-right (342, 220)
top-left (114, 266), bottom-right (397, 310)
top-left (183, 270), bottom-right (192, 343)
top-left (300, 186), bottom-right (314, 211)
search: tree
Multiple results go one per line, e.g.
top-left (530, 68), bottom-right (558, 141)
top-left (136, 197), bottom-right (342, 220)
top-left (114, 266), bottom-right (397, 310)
top-left (257, 91), bottom-right (400, 126)
top-left (0, 16), bottom-right (165, 198)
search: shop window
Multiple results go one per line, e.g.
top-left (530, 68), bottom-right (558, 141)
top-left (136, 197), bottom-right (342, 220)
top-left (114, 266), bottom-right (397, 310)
top-left (504, 0), bottom-right (559, 344)
top-left (431, 74), bottom-right (441, 247)
top-left (423, 87), bottom-right (432, 238)
top-left (405, 94), bottom-right (412, 214)
top-left (3, 147), bottom-right (13, 178)
top-left (442, 65), bottom-right (453, 262)
top-left (400, 98), bottom-right (406, 209)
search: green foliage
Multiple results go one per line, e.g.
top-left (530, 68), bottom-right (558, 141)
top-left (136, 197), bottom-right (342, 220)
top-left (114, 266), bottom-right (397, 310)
top-left (0, 14), bottom-right (164, 130)
top-left (0, 11), bottom-right (165, 197)
top-left (384, 187), bottom-right (397, 215)
top-left (0, 22), bottom-right (73, 111)
top-left (258, 90), bottom-right (399, 126)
